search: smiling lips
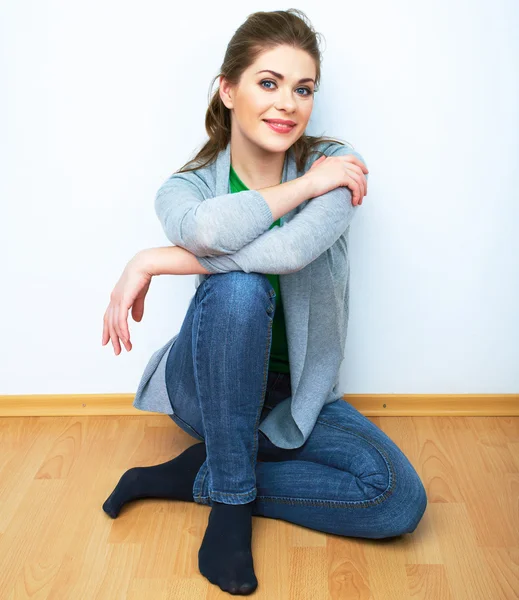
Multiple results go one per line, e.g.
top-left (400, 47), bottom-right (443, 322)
top-left (264, 120), bottom-right (296, 133)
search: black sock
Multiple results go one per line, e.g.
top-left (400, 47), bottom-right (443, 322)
top-left (198, 500), bottom-right (258, 595)
top-left (102, 442), bottom-right (207, 518)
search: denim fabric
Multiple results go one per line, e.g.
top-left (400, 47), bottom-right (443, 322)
top-left (165, 272), bottom-right (427, 538)
top-left (166, 271), bottom-right (275, 504)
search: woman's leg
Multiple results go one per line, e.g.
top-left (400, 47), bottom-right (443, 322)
top-left (195, 373), bottom-right (428, 540)
top-left (104, 272), bottom-right (276, 594)
top-left (166, 271), bottom-right (276, 505)
top-left (165, 271), bottom-right (277, 595)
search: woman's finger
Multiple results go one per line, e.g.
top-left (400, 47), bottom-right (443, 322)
top-left (108, 304), bottom-right (122, 355)
top-left (107, 305), bottom-right (116, 354)
top-left (350, 172), bottom-right (364, 205)
top-left (351, 164), bottom-right (368, 198)
top-left (341, 154), bottom-right (369, 174)
top-left (345, 165), bottom-right (367, 204)
top-left (113, 301), bottom-right (123, 343)
top-left (361, 178), bottom-right (367, 205)
top-left (339, 157), bottom-right (367, 187)
top-left (102, 308), bottom-right (110, 346)
top-left (117, 299), bottom-right (131, 349)
top-left (132, 295), bottom-right (144, 323)
top-left (344, 167), bottom-right (361, 204)
top-left (113, 302), bottom-right (129, 353)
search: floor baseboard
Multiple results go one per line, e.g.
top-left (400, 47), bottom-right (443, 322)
top-left (0, 393), bottom-right (517, 417)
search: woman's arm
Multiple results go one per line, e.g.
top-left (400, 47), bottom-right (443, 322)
top-left (138, 245), bottom-right (213, 276)
top-left (154, 170), bottom-right (315, 257)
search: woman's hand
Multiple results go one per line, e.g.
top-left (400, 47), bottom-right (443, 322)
top-left (305, 154), bottom-right (369, 206)
top-left (102, 252), bottom-right (153, 355)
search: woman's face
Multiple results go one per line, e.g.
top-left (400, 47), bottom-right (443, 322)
top-left (220, 45), bottom-right (316, 153)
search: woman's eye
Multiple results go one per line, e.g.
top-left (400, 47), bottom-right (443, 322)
top-left (260, 80), bottom-right (313, 96)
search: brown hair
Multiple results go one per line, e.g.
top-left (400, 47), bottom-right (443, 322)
top-left (175, 8), bottom-right (353, 175)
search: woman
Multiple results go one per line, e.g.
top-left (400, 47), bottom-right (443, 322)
top-left (101, 9), bottom-right (427, 596)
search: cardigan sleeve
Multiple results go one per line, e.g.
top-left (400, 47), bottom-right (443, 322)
top-left (195, 145), bottom-right (369, 275)
top-left (154, 171), bottom-right (274, 257)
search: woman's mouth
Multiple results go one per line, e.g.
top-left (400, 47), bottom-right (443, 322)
top-left (263, 120), bottom-right (296, 134)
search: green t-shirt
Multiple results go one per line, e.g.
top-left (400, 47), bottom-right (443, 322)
top-left (229, 164), bottom-right (290, 374)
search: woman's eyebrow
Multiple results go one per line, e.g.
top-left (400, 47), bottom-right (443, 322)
top-left (255, 69), bottom-right (315, 84)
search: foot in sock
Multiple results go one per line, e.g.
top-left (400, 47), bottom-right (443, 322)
top-left (198, 500), bottom-right (258, 595)
top-left (102, 442), bottom-right (207, 518)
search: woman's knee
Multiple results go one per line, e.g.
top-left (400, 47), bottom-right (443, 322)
top-left (209, 271), bottom-right (272, 292)
top-left (405, 475), bottom-right (428, 533)
top-left (204, 272), bottom-right (276, 312)
top-left (388, 471), bottom-right (427, 537)
top-left (365, 450), bottom-right (427, 538)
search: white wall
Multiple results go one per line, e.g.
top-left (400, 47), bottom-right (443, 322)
top-left (1, 1), bottom-right (518, 395)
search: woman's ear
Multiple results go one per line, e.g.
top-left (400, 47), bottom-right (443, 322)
top-left (219, 76), bottom-right (234, 110)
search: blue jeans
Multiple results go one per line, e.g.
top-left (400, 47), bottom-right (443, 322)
top-left (165, 272), bottom-right (427, 539)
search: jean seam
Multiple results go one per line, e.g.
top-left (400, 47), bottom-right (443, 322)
top-left (193, 278), bottom-right (212, 504)
top-left (170, 412), bottom-right (204, 442)
top-left (248, 315), bottom-right (273, 471)
top-left (210, 487), bottom-right (257, 497)
top-left (197, 465), bottom-right (208, 503)
top-left (195, 275), bottom-right (211, 307)
top-left (267, 286), bottom-right (276, 313)
top-left (167, 284), bottom-right (207, 442)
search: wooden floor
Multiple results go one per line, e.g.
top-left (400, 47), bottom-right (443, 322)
top-left (0, 414), bottom-right (517, 599)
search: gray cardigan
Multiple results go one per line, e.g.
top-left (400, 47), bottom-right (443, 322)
top-left (132, 138), bottom-right (369, 449)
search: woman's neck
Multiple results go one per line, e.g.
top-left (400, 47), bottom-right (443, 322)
top-left (229, 135), bottom-right (286, 189)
